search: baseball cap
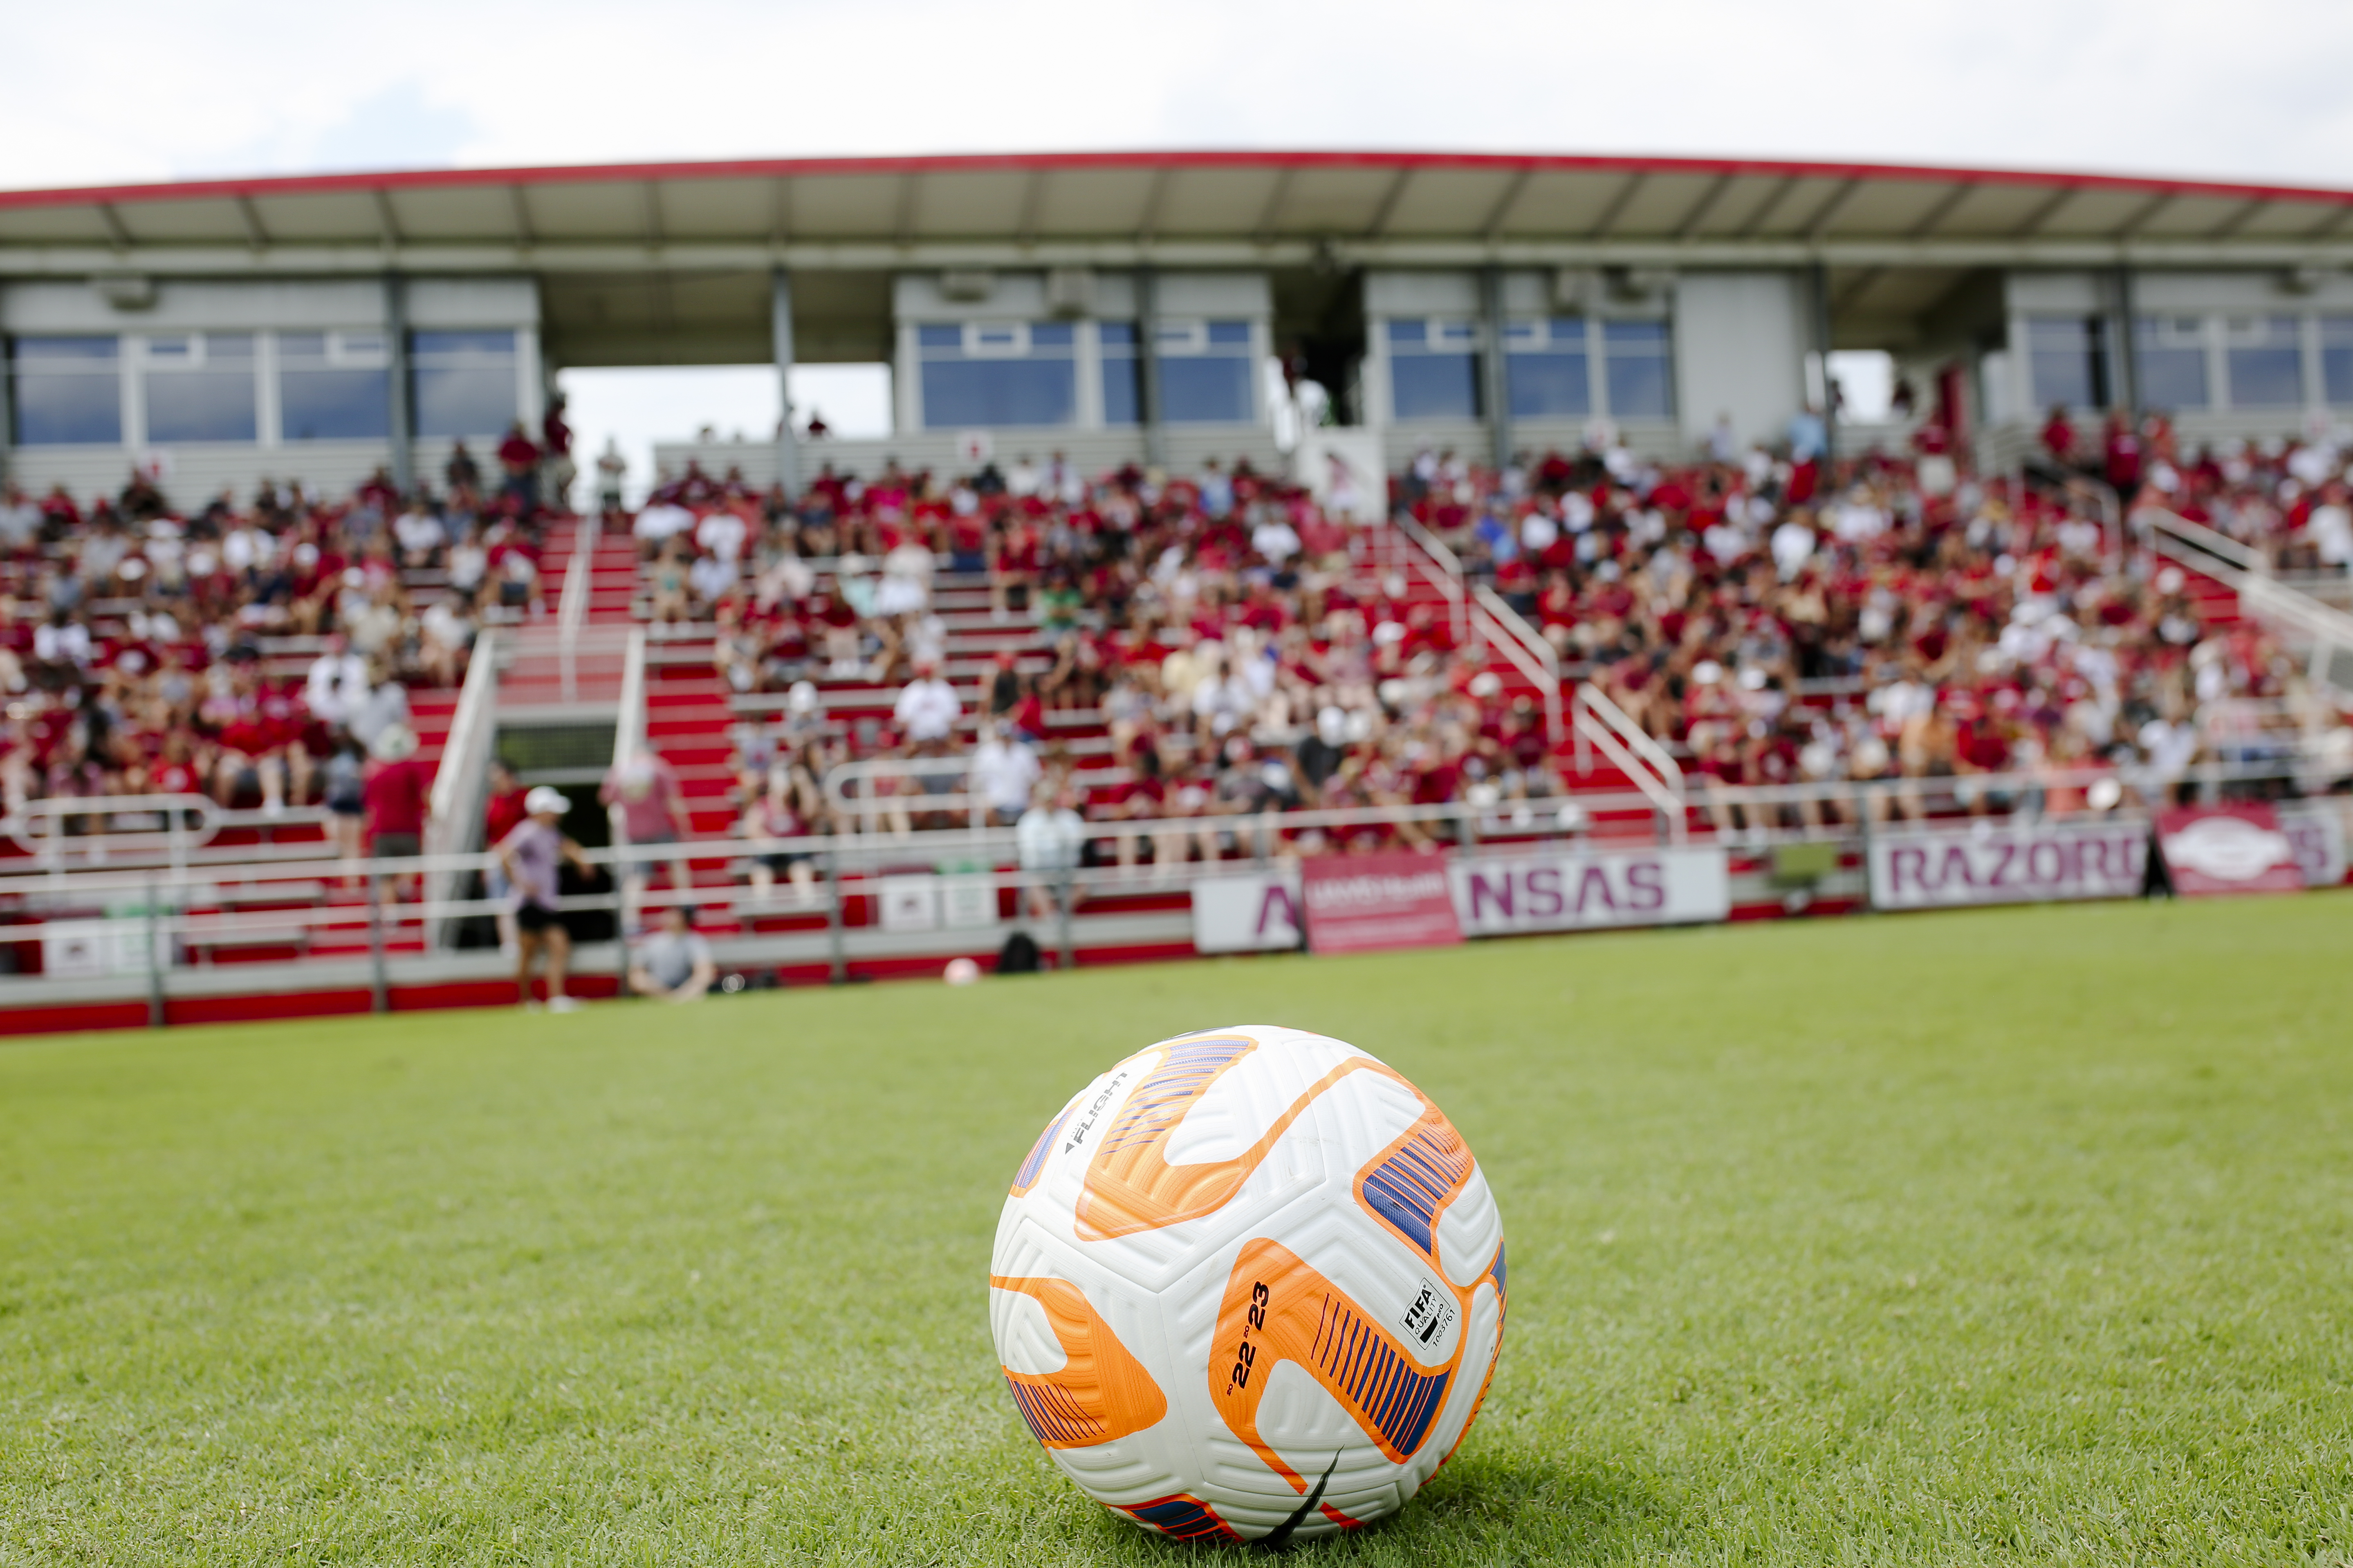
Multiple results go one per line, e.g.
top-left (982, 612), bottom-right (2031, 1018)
top-left (525, 786), bottom-right (570, 816)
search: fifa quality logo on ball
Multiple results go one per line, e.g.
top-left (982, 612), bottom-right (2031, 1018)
top-left (988, 1025), bottom-right (1507, 1544)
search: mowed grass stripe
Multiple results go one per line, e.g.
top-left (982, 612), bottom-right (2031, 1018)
top-left (1, 894), bottom-right (2347, 1564)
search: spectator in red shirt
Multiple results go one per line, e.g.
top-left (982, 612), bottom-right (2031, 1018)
top-left (362, 723), bottom-right (434, 906)
top-left (2039, 406), bottom-right (2078, 468)
top-left (482, 759), bottom-right (529, 952)
top-left (498, 421), bottom-right (542, 514)
top-left (540, 396), bottom-right (575, 515)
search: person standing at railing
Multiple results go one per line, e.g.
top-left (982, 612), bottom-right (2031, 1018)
top-left (323, 736), bottom-right (366, 890)
top-left (362, 724), bottom-right (433, 908)
top-left (601, 746), bottom-right (695, 917)
top-left (498, 786), bottom-right (591, 1012)
top-left (483, 760), bottom-right (529, 954)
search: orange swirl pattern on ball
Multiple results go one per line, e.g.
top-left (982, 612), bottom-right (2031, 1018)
top-left (1075, 1034), bottom-right (1387, 1240)
top-left (990, 1274), bottom-right (1168, 1449)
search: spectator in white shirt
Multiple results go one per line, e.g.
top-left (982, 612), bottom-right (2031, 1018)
top-left (971, 722), bottom-right (1042, 825)
top-left (1250, 513), bottom-right (1301, 565)
top-left (632, 501), bottom-right (696, 557)
top-left (304, 635), bottom-right (370, 728)
top-left (0, 485), bottom-right (39, 553)
top-left (695, 507), bottom-right (749, 565)
top-left (1015, 784), bottom-right (1086, 920)
top-left (893, 661), bottom-right (961, 744)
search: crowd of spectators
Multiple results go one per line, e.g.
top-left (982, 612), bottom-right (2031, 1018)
top-left (646, 426), bottom-right (2353, 886)
top-left (0, 398), bottom-right (575, 832)
top-left (12, 403), bottom-right (2350, 878)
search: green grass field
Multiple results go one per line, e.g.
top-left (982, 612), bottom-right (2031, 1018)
top-left (3, 895), bottom-right (2349, 1565)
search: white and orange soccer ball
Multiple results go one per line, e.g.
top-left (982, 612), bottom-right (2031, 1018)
top-left (989, 1025), bottom-right (1507, 1544)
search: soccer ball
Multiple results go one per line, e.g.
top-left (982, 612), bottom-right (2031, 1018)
top-left (989, 1024), bottom-right (1507, 1543)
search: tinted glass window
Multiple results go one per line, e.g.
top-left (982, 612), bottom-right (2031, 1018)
top-left (2225, 316), bottom-right (2303, 408)
top-left (283, 369), bottom-right (391, 440)
top-left (1603, 320), bottom-right (1674, 418)
top-left (2134, 317), bottom-right (2208, 411)
top-left (1159, 357), bottom-right (1254, 423)
top-left (920, 359), bottom-right (1076, 428)
top-left (2322, 318), bottom-right (2353, 406)
top-left (1391, 354), bottom-right (1480, 420)
top-left (11, 336), bottom-right (121, 445)
top-left (411, 329), bottom-right (518, 437)
top-left (2027, 317), bottom-right (2101, 408)
top-left (1507, 351), bottom-right (1592, 418)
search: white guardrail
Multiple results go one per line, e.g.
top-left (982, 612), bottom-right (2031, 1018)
top-left (0, 752), bottom-right (2344, 1024)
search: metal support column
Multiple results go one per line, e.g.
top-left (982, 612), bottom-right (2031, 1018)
top-left (824, 849), bottom-right (847, 985)
top-left (2111, 264), bottom-right (2140, 418)
top-left (1480, 265), bottom-right (1512, 472)
top-left (1137, 266), bottom-right (1166, 471)
top-left (367, 878), bottom-right (390, 1013)
top-left (0, 280), bottom-right (14, 487)
top-left (1055, 873), bottom-right (1075, 971)
top-left (771, 268), bottom-right (802, 494)
top-left (145, 878), bottom-right (165, 1029)
top-left (1813, 261), bottom-right (1837, 464)
top-left (384, 274), bottom-right (414, 495)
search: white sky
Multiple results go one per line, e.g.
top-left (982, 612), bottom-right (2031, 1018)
top-left (11, 0), bottom-right (2349, 488)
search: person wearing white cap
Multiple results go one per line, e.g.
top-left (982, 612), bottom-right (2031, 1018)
top-left (496, 785), bottom-right (592, 1012)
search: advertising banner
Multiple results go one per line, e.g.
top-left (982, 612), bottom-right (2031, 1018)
top-left (1867, 819), bottom-right (2149, 909)
top-left (1299, 852), bottom-right (1463, 955)
top-left (2157, 805), bottom-right (2304, 896)
top-left (2278, 800), bottom-right (2351, 887)
top-left (1450, 846), bottom-right (1730, 935)
top-left (1191, 872), bottom-right (1303, 954)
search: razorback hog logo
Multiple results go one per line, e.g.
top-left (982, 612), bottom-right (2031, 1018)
top-left (991, 1275), bottom-right (1166, 1449)
top-left (1074, 1034), bottom-right (1386, 1240)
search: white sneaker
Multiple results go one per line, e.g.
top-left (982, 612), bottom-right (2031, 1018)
top-left (548, 995), bottom-right (582, 1013)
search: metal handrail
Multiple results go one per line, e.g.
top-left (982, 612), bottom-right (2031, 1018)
top-left (3, 794), bottom-right (219, 873)
top-left (1388, 510), bottom-right (1470, 645)
top-left (1, 756), bottom-right (2342, 914)
top-left (2140, 508), bottom-right (2353, 703)
top-left (555, 511), bottom-right (600, 702)
top-left (1471, 583), bottom-right (1564, 745)
top-left (1570, 682), bottom-right (1687, 843)
top-left (423, 626), bottom-right (501, 948)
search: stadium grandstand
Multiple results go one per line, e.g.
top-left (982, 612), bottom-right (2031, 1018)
top-left (0, 151), bottom-right (2349, 1031)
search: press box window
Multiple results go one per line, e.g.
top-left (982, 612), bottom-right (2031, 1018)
top-left (9, 335), bottom-right (122, 446)
top-left (140, 333), bottom-right (258, 443)
top-left (2324, 318), bottom-right (2353, 406)
top-left (1099, 321), bottom-right (1140, 426)
top-left (1602, 321), bottom-right (1674, 420)
top-left (411, 330), bottom-right (520, 438)
top-left (917, 321), bottom-right (1077, 429)
top-left (2026, 317), bottom-right (2107, 409)
top-left (2133, 316), bottom-right (2209, 411)
top-left (280, 331), bottom-right (392, 441)
top-left (1156, 319), bottom-right (1256, 424)
top-left (1504, 318), bottom-right (1592, 419)
top-left (1387, 318), bottom-right (1481, 421)
top-left (2223, 315), bottom-right (2304, 409)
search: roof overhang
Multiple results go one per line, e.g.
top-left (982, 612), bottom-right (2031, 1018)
top-left (3, 151), bottom-right (2351, 278)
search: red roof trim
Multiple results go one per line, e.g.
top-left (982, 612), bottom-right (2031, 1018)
top-left (2, 150), bottom-right (2351, 215)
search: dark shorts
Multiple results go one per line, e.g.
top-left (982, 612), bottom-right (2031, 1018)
top-left (516, 902), bottom-right (562, 934)
top-left (759, 851), bottom-right (814, 873)
top-left (370, 832), bottom-right (421, 861)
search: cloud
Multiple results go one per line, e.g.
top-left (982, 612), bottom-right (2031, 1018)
top-left (2, 0), bottom-right (2351, 191)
